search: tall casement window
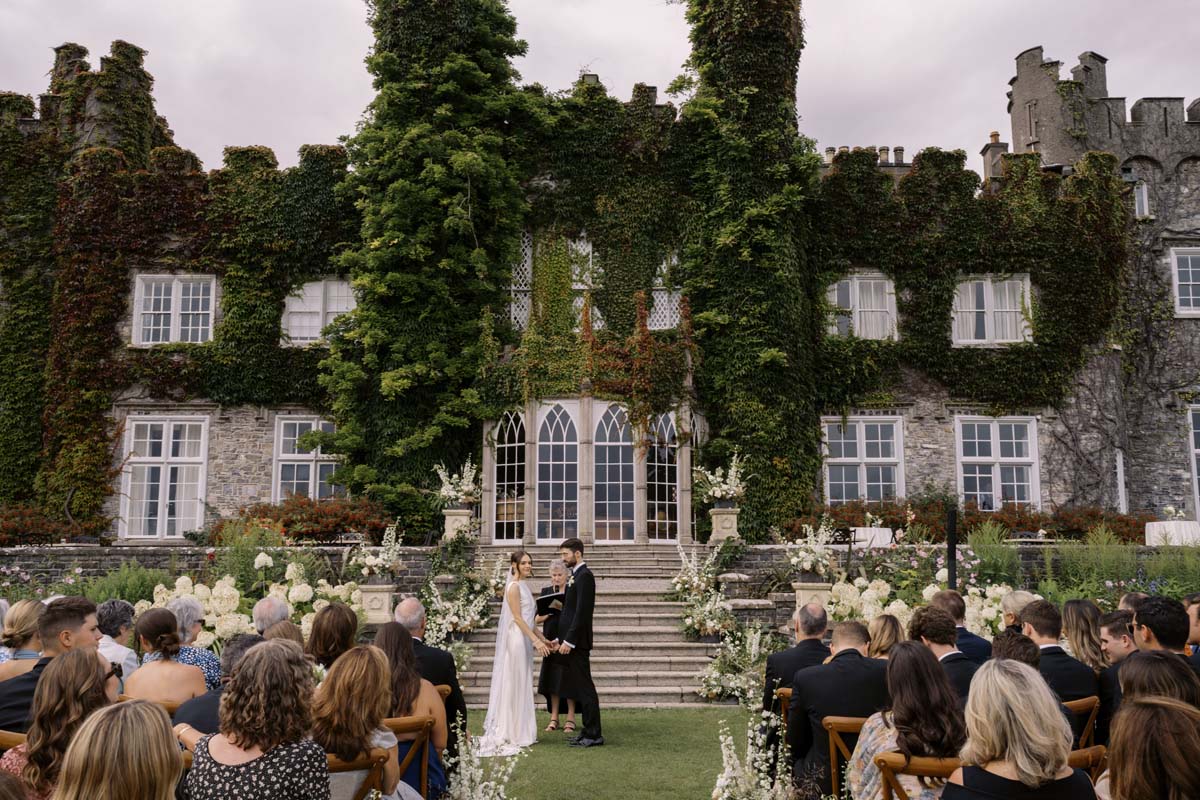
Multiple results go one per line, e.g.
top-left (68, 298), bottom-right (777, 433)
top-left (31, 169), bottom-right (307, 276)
top-left (647, 413), bottom-right (679, 540)
top-left (537, 404), bottom-right (579, 541)
top-left (283, 279), bottom-right (356, 344)
top-left (827, 274), bottom-right (897, 339)
top-left (509, 232), bottom-right (533, 330)
top-left (273, 417), bottom-right (340, 501)
top-left (1172, 249), bottom-right (1200, 318)
top-left (594, 405), bottom-right (635, 542)
top-left (1133, 181), bottom-right (1151, 218)
top-left (1190, 407), bottom-right (1200, 518)
top-left (494, 411), bottom-right (526, 541)
top-left (121, 417), bottom-right (208, 539)
top-left (822, 417), bottom-right (904, 505)
top-left (955, 416), bottom-right (1040, 510)
top-left (649, 255), bottom-right (682, 331)
top-left (133, 275), bottom-right (215, 345)
top-left (951, 275), bottom-right (1031, 346)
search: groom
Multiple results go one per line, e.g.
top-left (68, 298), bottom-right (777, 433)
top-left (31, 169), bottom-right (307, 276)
top-left (557, 537), bottom-right (603, 747)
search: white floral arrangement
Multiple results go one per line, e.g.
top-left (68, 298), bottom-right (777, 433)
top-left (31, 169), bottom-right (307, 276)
top-left (442, 719), bottom-right (521, 799)
top-left (347, 518), bottom-right (405, 580)
top-left (693, 450), bottom-right (749, 504)
top-left (422, 557), bottom-right (505, 647)
top-left (672, 541), bottom-right (720, 598)
top-left (697, 627), bottom-right (778, 710)
top-left (785, 517), bottom-right (837, 578)
top-left (435, 458), bottom-right (480, 508)
top-left (1163, 505), bottom-right (1188, 521)
top-left (711, 713), bottom-right (792, 800)
top-left (683, 590), bottom-right (737, 639)
top-left (828, 577), bottom-right (1023, 640)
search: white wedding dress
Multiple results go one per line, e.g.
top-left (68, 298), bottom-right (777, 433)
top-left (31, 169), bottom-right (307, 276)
top-left (477, 578), bottom-right (538, 756)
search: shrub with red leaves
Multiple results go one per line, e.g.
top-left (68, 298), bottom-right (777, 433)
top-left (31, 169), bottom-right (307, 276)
top-left (0, 505), bottom-right (81, 547)
top-left (212, 496), bottom-right (392, 545)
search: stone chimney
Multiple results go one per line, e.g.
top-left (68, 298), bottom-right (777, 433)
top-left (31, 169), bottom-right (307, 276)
top-left (893, 146), bottom-right (905, 163)
top-left (980, 131), bottom-right (1009, 190)
top-left (824, 146), bottom-right (836, 164)
top-left (878, 146), bottom-right (890, 164)
top-left (1071, 51), bottom-right (1109, 99)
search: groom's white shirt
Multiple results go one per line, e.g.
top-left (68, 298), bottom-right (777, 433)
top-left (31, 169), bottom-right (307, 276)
top-left (563, 561), bottom-right (587, 649)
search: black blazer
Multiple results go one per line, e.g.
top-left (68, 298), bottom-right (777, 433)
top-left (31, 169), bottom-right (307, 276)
top-left (1096, 660), bottom-right (1123, 746)
top-left (173, 687), bottom-right (224, 735)
top-left (1038, 646), bottom-right (1099, 702)
top-left (413, 638), bottom-right (468, 763)
top-left (940, 651), bottom-right (979, 704)
top-left (0, 656), bottom-right (50, 733)
top-left (538, 584), bottom-right (564, 641)
top-left (955, 627), bottom-right (992, 665)
top-left (559, 564), bottom-right (596, 652)
top-left (762, 639), bottom-right (830, 714)
top-left (788, 650), bottom-right (889, 796)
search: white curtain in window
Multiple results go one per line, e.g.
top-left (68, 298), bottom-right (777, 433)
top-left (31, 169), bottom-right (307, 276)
top-left (857, 279), bottom-right (891, 339)
top-left (953, 281), bottom-right (986, 341)
top-left (992, 280), bottom-right (1024, 342)
top-left (827, 280), bottom-right (853, 335)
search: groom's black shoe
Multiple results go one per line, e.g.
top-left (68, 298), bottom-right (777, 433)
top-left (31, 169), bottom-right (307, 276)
top-left (569, 736), bottom-right (604, 748)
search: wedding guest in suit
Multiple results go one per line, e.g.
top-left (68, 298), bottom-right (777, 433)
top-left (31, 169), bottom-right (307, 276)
top-left (53, 701), bottom-right (182, 800)
top-left (1118, 649), bottom-right (1200, 705)
top-left (536, 559), bottom-right (576, 733)
top-left (1000, 590), bottom-right (1036, 634)
top-left (252, 595), bottom-right (290, 635)
top-left (1118, 591), bottom-right (1148, 612)
top-left (0, 601), bottom-right (45, 683)
top-left (944, 660), bottom-right (1095, 800)
top-left (763, 603), bottom-right (830, 715)
top-left (95, 600), bottom-right (139, 686)
top-left (1099, 697), bottom-right (1200, 800)
top-left (122, 608), bottom-right (206, 706)
top-left (394, 597), bottom-right (466, 769)
top-left (263, 620), bottom-right (305, 644)
top-left (1097, 610), bottom-right (1137, 746)
top-left (0, 597), bottom-right (101, 733)
top-left (867, 614), bottom-right (902, 660)
top-left (1021, 600), bottom-right (1098, 701)
top-left (846, 641), bottom-right (966, 800)
top-left (173, 634), bottom-right (265, 735)
top-left (305, 602), bottom-right (358, 669)
top-left (909, 606), bottom-right (977, 704)
top-left (788, 621), bottom-right (889, 798)
top-left (1132, 596), bottom-right (1200, 677)
top-left (1062, 600), bottom-right (1107, 672)
top-left (558, 538), bottom-right (602, 748)
top-left (931, 590), bottom-right (991, 665)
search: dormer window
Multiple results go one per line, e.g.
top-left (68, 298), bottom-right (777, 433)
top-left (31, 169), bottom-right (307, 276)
top-left (133, 275), bottom-right (215, 345)
top-left (951, 275), bottom-right (1031, 346)
top-left (827, 273), bottom-right (897, 340)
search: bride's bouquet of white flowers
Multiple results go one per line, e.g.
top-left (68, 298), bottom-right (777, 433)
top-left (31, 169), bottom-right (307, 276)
top-left (443, 720), bottom-right (522, 800)
top-left (711, 713), bottom-right (792, 800)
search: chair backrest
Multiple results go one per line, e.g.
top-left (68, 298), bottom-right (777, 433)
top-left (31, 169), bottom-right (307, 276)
top-left (774, 687), bottom-right (792, 732)
top-left (0, 729), bottom-right (27, 751)
top-left (822, 716), bottom-right (867, 798)
top-left (1063, 695), bottom-right (1100, 749)
top-left (382, 715), bottom-right (435, 798)
top-left (1067, 744), bottom-right (1107, 782)
top-left (435, 684), bottom-right (452, 701)
top-left (327, 747), bottom-right (389, 800)
top-left (118, 694), bottom-right (182, 715)
top-left (874, 751), bottom-right (961, 800)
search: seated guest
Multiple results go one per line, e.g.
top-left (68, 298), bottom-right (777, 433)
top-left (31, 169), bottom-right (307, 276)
top-left (0, 649), bottom-right (115, 800)
top-left (263, 620), bottom-right (305, 644)
top-left (1062, 600), bottom-right (1107, 672)
top-left (1118, 649), bottom-right (1200, 706)
top-left (373, 623), bottom-right (448, 798)
top-left (944, 659), bottom-right (1096, 799)
top-left (763, 603), bottom-right (830, 715)
top-left (1132, 596), bottom-right (1200, 676)
top-left (251, 595), bottom-right (290, 635)
top-left (394, 597), bottom-right (466, 770)
top-left (909, 606), bottom-right (977, 704)
top-left (867, 614), bottom-right (903, 660)
top-left (305, 602), bottom-right (358, 669)
top-left (51, 700), bottom-right (182, 800)
top-left (1000, 590), bottom-right (1035, 634)
top-left (176, 639), bottom-right (330, 800)
top-left (846, 641), bottom-right (966, 800)
top-left (1099, 697), bottom-right (1200, 800)
top-left (313, 645), bottom-right (418, 800)
top-left (1021, 599), bottom-right (1098, 704)
top-left (123, 608), bottom-right (205, 705)
top-left (94, 599), bottom-right (139, 686)
top-left (1097, 610), bottom-right (1137, 746)
top-left (164, 596), bottom-right (222, 690)
top-left (1118, 591), bottom-right (1148, 612)
top-left (931, 590), bottom-right (991, 665)
top-left (1187, 596), bottom-right (1200, 669)
top-left (173, 634), bottom-right (265, 735)
top-left (0, 598), bottom-right (99, 733)
top-left (0, 602), bottom-right (45, 683)
top-left (990, 629), bottom-right (1040, 665)
top-left (788, 621), bottom-right (889, 798)
top-left (0, 773), bottom-right (23, 800)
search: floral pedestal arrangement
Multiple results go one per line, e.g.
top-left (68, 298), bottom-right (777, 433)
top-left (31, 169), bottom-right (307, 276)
top-left (359, 582), bottom-right (395, 624)
top-left (709, 507), bottom-right (740, 543)
top-left (442, 508), bottom-right (474, 540)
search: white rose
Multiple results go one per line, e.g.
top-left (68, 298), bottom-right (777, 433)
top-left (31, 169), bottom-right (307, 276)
top-left (288, 583), bottom-right (314, 604)
top-left (254, 552), bottom-right (274, 570)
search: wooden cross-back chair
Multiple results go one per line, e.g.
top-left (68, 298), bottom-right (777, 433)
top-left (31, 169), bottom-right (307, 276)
top-left (327, 747), bottom-right (390, 800)
top-left (382, 714), bottom-right (435, 799)
top-left (435, 684), bottom-right (452, 701)
top-left (774, 687), bottom-right (792, 732)
top-left (1063, 695), bottom-right (1101, 749)
top-left (118, 694), bottom-right (182, 716)
top-left (822, 716), bottom-right (868, 799)
top-left (1067, 745), bottom-right (1108, 783)
top-left (0, 729), bottom-right (26, 751)
top-left (875, 745), bottom-right (1108, 800)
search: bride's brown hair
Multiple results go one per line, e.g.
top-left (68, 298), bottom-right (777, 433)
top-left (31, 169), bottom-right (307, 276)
top-left (509, 550), bottom-right (530, 577)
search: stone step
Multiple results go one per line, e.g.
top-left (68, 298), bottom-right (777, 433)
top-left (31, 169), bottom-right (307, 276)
top-left (466, 654), bottom-right (713, 673)
top-left (463, 684), bottom-right (712, 706)
top-left (462, 670), bottom-right (699, 688)
top-left (467, 625), bottom-right (686, 644)
top-left (463, 638), bottom-right (715, 655)
top-left (483, 609), bottom-right (682, 627)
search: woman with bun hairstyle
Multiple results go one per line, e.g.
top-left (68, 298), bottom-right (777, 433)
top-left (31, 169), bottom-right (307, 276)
top-left (121, 608), bottom-right (205, 705)
top-left (0, 601), bottom-right (46, 683)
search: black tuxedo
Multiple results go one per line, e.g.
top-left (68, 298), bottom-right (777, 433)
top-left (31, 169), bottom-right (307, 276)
top-left (173, 686), bottom-right (224, 734)
top-left (940, 651), bottom-right (979, 704)
top-left (788, 650), bottom-right (889, 796)
top-left (955, 627), bottom-right (992, 665)
top-left (560, 562), bottom-right (601, 739)
top-left (413, 638), bottom-right (468, 767)
top-left (1038, 645), bottom-right (1099, 742)
top-left (762, 639), bottom-right (830, 714)
top-left (0, 656), bottom-right (50, 733)
top-left (1096, 660), bottom-right (1123, 746)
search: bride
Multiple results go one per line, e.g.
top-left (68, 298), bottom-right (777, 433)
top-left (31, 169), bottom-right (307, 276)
top-left (477, 550), bottom-right (552, 756)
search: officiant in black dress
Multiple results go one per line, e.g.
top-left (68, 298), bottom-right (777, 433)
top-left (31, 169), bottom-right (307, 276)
top-left (536, 559), bottom-right (577, 733)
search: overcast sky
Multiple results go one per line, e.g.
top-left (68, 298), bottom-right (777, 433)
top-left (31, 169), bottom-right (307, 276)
top-left (2, 1), bottom-right (1198, 174)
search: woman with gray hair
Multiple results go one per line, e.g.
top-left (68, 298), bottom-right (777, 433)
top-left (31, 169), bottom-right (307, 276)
top-left (96, 599), bottom-right (140, 681)
top-left (535, 558), bottom-right (577, 733)
top-left (160, 596), bottom-right (222, 690)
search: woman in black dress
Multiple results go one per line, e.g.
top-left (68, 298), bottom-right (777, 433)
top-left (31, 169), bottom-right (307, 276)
top-left (535, 559), bottom-right (577, 733)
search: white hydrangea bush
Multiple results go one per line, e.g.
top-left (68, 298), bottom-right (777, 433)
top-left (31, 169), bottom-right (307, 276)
top-left (828, 577), bottom-right (1019, 640)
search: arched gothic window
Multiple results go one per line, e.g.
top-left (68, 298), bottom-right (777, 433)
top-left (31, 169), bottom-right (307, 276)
top-left (494, 411), bottom-right (525, 541)
top-left (594, 405), bottom-right (634, 541)
top-left (647, 413), bottom-right (679, 540)
top-left (537, 404), bottom-right (578, 541)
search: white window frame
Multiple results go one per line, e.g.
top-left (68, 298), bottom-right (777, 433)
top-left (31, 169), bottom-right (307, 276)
top-left (1189, 406), bottom-right (1200, 520)
top-left (1133, 181), bottom-right (1151, 218)
top-left (827, 272), bottom-right (898, 340)
top-left (951, 274), bottom-right (1032, 346)
top-left (535, 400), bottom-right (581, 543)
top-left (1171, 248), bottom-right (1200, 319)
top-left (646, 412), bottom-right (680, 541)
top-left (272, 416), bottom-right (340, 502)
top-left (118, 415), bottom-right (209, 540)
top-left (132, 274), bottom-right (216, 346)
top-left (821, 416), bottom-right (906, 505)
top-left (493, 410), bottom-right (527, 543)
top-left (954, 415), bottom-right (1041, 510)
top-left (282, 278), bottom-right (356, 345)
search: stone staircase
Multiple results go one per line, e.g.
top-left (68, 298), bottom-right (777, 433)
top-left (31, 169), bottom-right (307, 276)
top-left (463, 545), bottom-right (722, 708)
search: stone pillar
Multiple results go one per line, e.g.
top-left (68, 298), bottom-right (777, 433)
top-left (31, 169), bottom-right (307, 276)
top-left (480, 420), bottom-right (495, 545)
top-left (677, 405), bottom-right (694, 546)
top-left (579, 396), bottom-right (595, 545)
top-left (793, 580), bottom-right (833, 609)
top-left (523, 398), bottom-right (539, 547)
top-left (634, 429), bottom-right (649, 545)
top-left (359, 584), bottom-right (394, 625)
top-left (708, 507), bottom-right (740, 544)
top-left (443, 508), bottom-right (473, 540)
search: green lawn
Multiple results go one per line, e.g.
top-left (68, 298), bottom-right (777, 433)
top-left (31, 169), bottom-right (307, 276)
top-left (468, 707), bottom-right (750, 800)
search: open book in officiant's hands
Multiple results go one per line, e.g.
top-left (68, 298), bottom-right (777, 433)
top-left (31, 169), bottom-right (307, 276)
top-left (536, 593), bottom-right (565, 616)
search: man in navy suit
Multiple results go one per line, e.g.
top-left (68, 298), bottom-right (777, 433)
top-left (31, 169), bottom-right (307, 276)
top-left (910, 605), bottom-right (978, 704)
top-left (931, 589), bottom-right (991, 665)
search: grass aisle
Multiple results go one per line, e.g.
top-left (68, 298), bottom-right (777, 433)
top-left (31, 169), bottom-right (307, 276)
top-left (469, 707), bottom-right (749, 800)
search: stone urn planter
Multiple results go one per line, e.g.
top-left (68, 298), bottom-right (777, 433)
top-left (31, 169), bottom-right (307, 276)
top-left (358, 581), bottom-right (395, 625)
top-left (709, 505), bottom-right (741, 543)
top-left (442, 507), bottom-right (474, 540)
top-left (792, 578), bottom-right (833, 609)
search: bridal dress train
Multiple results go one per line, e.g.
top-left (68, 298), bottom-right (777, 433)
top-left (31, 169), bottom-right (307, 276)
top-left (476, 579), bottom-right (538, 756)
